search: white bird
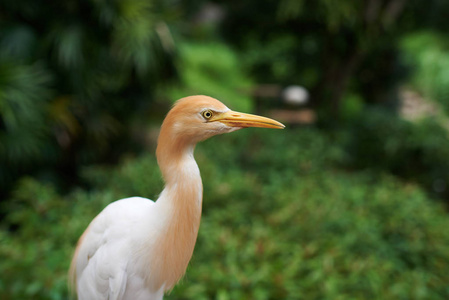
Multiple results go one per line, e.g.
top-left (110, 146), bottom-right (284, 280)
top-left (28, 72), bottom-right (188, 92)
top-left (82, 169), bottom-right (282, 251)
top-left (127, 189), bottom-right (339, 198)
top-left (69, 95), bottom-right (284, 299)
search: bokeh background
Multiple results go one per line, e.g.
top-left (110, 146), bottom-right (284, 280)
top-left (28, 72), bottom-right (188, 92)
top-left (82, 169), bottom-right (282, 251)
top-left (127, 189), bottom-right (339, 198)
top-left (1, 0), bottom-right (449, 299)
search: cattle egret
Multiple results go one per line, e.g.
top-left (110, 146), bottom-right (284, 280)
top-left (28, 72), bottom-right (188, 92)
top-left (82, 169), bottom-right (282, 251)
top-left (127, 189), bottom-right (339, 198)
top-left (69, 95), bottom-right (284, 299)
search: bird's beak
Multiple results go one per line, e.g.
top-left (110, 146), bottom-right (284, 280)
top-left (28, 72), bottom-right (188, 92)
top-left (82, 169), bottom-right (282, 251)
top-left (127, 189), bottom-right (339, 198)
top-left (212, 110), bottom-right (285, 129)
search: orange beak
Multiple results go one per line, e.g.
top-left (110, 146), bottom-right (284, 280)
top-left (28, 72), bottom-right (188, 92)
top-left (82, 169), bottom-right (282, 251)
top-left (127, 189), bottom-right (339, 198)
top-left (212, 110), bottom-right (285, 129)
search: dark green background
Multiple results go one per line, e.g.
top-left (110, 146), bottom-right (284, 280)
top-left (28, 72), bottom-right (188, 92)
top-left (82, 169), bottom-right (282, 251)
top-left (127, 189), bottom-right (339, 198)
top-left (1, 0), bottom-right (449, 299)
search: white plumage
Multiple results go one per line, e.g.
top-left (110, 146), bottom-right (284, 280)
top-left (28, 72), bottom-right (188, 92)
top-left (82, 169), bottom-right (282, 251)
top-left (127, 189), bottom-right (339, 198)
top-left (73, 197), bottom-right (160, 299)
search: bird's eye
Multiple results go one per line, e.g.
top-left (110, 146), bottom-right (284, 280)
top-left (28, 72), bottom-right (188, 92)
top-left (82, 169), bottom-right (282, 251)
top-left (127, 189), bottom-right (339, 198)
top-left (202, 110), bottom-right (213, 120)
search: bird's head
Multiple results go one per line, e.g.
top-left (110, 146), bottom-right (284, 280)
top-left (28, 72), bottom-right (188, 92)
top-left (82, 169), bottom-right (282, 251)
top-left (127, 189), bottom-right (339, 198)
top-left (160, 95), bottom-right (285, 144)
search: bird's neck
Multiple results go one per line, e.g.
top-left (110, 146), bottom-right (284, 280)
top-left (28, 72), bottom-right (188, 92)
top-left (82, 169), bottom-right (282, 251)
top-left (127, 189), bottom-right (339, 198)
top-left (155, 131), bottom-right (203, 213)
top-left (147, 136), bottom-right (203, 291)
top-left (157, 147), bottom-right (203, 212)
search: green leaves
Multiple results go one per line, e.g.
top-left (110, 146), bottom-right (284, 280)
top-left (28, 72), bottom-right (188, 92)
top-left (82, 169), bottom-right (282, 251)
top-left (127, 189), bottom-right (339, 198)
top-left (52, 25), bottom-right (85, 69)
top-left (0, 62), bottom-right (54, 186)
top-left (2, 128), bottom-right (449, 299)
top-left (0, 0), bottom-right (179, 195)
top-left (167, 42), bottom-right (253, 112)
top-left (401, 31), bottom-right (449, 114)
top-left (0, 62), bottom-right (52, 132)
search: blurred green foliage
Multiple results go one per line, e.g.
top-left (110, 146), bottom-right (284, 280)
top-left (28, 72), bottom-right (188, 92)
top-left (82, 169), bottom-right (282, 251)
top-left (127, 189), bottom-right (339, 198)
top-left (0, 0), bottom-right (178, 194)
top-left (166, 42), bottom-right (253, 112)
top-left (2, 129), bottom-right (449, 299)
top-left (0, 62), bottom-right (55, 187)
top-left (218, 0), bottom-right (421, 113)
top-left (343, 108), bottom-right (449, 201)
top-left (2, 1), bottom-right (449, 299)
top-left (2, 0), bottom-right (449, 195)
top-left (401, 32), bottom-right (449, 114)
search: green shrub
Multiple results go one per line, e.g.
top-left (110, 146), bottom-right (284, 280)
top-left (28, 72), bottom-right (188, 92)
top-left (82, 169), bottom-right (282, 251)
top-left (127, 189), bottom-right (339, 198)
top-left (1, 128), bottom-right (449, 299)
top-left (174, 172), bottom-right (449, 300)
top-left (344, 108), bottom-right (449, 201)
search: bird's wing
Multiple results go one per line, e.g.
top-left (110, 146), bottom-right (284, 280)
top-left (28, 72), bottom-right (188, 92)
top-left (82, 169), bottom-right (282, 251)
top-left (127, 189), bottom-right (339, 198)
top-left (70, 197), bottom-right (155, 300)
